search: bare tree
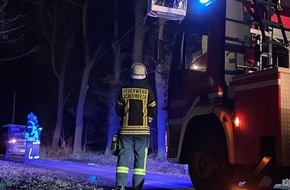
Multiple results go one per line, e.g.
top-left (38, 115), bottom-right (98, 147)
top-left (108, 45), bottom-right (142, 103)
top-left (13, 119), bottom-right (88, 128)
top-left (40, 0), bottom-right (80, 148)
top-left (73, 0), bottom-right (104, 153)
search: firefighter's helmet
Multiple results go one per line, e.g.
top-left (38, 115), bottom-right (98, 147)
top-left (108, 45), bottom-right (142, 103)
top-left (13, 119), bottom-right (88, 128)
top-left (131, 63), bottom-right (147, 79)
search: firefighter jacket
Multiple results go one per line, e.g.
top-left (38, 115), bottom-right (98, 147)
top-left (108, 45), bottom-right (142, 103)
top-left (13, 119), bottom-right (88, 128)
top-left (116, 78), bottom-right (156, 135)
top-left (25, 125), bottom-right (39, 142)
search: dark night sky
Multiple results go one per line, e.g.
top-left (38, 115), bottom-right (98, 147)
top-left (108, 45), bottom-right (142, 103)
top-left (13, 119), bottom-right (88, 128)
top-left (0, 1), bottom-right (54, 126)
top-left (0, 0), bottom-right (136, 146)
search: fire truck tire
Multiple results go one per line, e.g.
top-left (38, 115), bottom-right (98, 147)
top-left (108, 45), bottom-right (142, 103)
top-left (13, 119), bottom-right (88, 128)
top-left (188, 149), bottom-right (232, 190)
top-left (188, 128), bottom-right (232, 190)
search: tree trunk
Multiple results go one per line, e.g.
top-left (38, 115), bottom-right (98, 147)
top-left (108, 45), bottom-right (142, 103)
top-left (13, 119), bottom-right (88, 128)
top-left (156, 19), bottom-right (167, 159)
top-left (74, 65), bottom-right (92, 153)
top-left (52, 73), bottom-right (65, 148)
top-left (132, 0), bottom-right (147, 64)
top-left (41, 1), bottom-right (76, 148)
top-left (51, 39), bottom-right (75, 148)
top-left (155, 70), bottom-right (166, 158)
top-left (105, 0), bottom-right (121, 155)
top-left (73, 0), bottom-right (99, 153)
top-left (105, 44), bottom-right (121, 155)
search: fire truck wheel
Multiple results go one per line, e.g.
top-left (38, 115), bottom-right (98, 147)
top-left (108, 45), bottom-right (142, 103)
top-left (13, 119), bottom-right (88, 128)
top-left (187, 128), bottom-right (232, 190)
top-left (188, 149), bottom-right (232, 190)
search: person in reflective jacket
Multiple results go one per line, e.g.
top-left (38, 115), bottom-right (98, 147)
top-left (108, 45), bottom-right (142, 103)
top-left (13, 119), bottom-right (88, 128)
top-left (24, 112), bottom-right (41, 162)
top-left (114, 63), bottom-right (156, 190)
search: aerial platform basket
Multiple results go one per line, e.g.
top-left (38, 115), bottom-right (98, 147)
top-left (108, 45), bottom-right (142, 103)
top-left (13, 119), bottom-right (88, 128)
top-left (147, 0), bottom-right (187, 20)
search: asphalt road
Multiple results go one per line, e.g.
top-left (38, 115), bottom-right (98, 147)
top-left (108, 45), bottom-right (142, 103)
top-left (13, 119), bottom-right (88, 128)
top-left (2, 157), bottom-right (194, 190)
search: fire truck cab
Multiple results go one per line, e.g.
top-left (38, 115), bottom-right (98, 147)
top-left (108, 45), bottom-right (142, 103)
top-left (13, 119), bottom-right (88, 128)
top-left (156, 0), bottom-right (290, 189)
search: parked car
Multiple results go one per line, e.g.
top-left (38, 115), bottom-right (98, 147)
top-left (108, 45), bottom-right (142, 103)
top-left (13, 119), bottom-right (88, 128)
top-left (2, 124), bottom-right (26, 157)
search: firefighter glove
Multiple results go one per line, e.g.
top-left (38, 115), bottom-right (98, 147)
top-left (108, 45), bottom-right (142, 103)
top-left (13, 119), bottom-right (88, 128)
top-left (110, 134), bottom-right (120, 156)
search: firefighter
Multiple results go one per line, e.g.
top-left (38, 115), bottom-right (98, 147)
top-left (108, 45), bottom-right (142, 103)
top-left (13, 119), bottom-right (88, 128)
top-left (113, 63), bottom-right (156, 190)
top-left (24, 112), bottom-right (41, 162)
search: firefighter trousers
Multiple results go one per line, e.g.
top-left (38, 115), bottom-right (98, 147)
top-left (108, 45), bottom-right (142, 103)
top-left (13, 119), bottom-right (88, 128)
top-left (24, 141), bottom-right (40, 162)
top-left (116, 135), bottom-right (149, 189)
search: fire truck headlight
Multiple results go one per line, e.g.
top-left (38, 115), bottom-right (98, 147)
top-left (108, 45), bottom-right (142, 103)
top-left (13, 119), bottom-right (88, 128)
top-left (9, 138), bottom-right (17, 144)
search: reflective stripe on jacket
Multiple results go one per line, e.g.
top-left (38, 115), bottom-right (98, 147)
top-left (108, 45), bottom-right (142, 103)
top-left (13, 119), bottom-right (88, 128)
top-left (116, 86), bottom-right (156, 135)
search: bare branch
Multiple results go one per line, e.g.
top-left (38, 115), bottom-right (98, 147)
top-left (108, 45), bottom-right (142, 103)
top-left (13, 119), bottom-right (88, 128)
top-left (20, 0), bottom-right (39, 5)
top-left (1, 33), bottom-right (26, 43)
top-left (0, 0), bottom-right (9, 13)
top-left (0, 14), bottom-right (24, 24)
top-left (67, 0), bottom-right (84, 10)
top-left (0, 45), bottom-right (40, 62)
top-left (0, 23), bottom-right (26, 34)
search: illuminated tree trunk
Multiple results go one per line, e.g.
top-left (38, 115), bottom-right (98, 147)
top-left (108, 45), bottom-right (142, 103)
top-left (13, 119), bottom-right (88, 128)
top-left (156, 19), bottom-right (167, 159)
top-left (155, 71), bottom-right (166, 158)
top-left (73, 0), bottom-right (90, 153)
top-left (74, 65), bottom-right (92, 153)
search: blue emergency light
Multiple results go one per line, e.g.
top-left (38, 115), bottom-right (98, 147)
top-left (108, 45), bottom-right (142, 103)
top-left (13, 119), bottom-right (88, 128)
top-left (199, 0), bottom-right (214, 6)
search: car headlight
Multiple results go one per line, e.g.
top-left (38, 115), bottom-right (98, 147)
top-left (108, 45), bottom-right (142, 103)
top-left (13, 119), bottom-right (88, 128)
top-left (8, 138), bottom-right (17, 144)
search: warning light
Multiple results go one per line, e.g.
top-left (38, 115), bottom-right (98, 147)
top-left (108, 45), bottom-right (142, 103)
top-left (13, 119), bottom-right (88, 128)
top-left (199, 0), bottom-right (215, 6)
top-left (218, 86), bottom-right (223, 97)
top-left (200, 0), bottom-right (209, 3)
top-left (234, 116), bottom-right (241, 128)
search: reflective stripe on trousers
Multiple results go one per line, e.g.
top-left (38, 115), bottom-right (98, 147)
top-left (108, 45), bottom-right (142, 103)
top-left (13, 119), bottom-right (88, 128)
top-left (117, 166), bottom-right (129, 174)
top-left (116, 135), bottom-right (149, 188)
top-left (24, 142), bottom-right (40, 160)
top-left (28, 148), bottom-right (33, 159)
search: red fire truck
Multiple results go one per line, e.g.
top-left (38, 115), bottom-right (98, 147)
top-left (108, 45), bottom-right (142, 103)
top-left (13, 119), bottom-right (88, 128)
top-left (149, 0), bottom-right (290, 189)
